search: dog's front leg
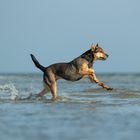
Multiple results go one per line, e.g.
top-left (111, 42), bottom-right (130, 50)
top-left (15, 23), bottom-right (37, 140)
top-left (78, 67), bottom-right (94, 76)
top-left (89, 73), bottom-right (113, 90)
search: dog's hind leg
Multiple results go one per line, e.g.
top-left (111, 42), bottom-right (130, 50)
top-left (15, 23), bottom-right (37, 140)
top-left (43, 73), bottom-right (58, 100)
top-left (37, 85), bottom-right (50, 97)
top-left (49, 82), bottom-right (57, 100)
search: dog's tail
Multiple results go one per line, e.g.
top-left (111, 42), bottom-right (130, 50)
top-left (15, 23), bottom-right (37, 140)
top-left (30, 54), bottom-right (45, 72)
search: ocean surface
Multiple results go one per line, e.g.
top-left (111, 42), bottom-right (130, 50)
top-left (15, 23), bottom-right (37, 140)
top-left (0, 73), bottom-right (140, 140)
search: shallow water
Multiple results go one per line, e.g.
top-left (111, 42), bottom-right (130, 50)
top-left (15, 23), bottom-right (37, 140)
top-left (0, 73), bottom-right (140, 140)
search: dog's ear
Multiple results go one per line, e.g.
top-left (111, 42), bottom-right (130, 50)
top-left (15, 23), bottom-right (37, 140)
top-left (96, 43), bottom-right (99, 47)
top-left (91, 43), bottom-right (96, 51)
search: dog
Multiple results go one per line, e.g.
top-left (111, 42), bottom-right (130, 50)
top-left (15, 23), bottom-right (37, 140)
top-left (30, 43), bottom-right (113, 100)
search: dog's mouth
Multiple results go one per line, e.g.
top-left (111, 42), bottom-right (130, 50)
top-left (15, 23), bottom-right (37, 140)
top-left (99, 55), bottom-right (108, 60)
top-left (101, 54), bottom-right (109, 61)
top-left (95, 53), bottom-right (109, 61)
top-left (100, 57), bottom-right (106, 60)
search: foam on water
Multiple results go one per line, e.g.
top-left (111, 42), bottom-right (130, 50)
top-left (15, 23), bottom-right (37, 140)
top-left (0, 83), bottom-right (20, 100)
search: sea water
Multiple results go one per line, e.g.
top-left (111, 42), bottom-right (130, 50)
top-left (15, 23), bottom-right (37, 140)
top-left (0, 73), bottom-right (140, 140)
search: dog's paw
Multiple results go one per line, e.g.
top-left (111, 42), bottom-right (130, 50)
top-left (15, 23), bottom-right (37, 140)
top-left (107, 87), bottom-right (113, 91)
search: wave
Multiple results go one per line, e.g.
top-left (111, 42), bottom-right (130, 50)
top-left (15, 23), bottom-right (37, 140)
top-left (0, 83), bottom-right (20, 100)
top-left (1, 82), bottom-right (140, 105)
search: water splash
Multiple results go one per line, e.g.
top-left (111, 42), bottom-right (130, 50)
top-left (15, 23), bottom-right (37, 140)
top-left (0, 83), bottom-right (20, 100)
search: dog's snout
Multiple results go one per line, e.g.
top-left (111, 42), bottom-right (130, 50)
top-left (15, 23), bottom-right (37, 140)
top-left (106, 54), bottom-right (109, 58)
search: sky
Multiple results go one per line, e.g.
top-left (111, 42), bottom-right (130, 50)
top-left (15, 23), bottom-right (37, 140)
top-left (0, 0), bottom-right (140, 73)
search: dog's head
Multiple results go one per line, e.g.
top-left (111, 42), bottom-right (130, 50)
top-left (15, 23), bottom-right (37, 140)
top-left (91, 43), bottom-right (109, 61)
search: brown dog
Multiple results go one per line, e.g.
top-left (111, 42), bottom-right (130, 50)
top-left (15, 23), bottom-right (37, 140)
top-left (31, 43), bottom-right (112, 100)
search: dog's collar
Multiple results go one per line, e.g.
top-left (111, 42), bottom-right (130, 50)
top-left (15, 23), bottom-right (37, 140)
top-left (81, 51), bottom-right (94, 61)
top-left (81, 52), bottom-right (94, 67)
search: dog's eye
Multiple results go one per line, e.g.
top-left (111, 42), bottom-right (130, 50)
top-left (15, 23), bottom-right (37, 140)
top-left (96, 48), bottom-right (100, 52)
top-left (98, 49), bottom-right (103, 52)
